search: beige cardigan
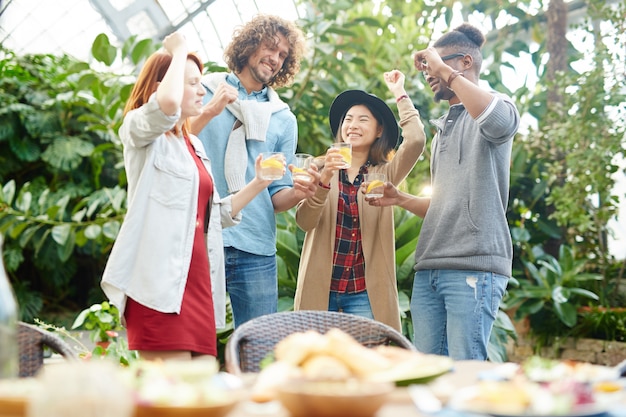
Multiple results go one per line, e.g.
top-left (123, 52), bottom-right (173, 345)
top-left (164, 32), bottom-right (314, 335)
top-left (294, 98), bottom-right (426, 330)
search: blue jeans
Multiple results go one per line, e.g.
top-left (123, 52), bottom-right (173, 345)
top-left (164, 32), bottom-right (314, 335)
top-left (328, 291), bottom-right (374, 320)
top-left (225, 247), bottom-right (277, 328)
top-left (410, 269), bottom-right (508, 360)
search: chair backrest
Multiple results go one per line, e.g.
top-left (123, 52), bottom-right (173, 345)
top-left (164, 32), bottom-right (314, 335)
top-left (225, 310), bottom-right (415, 374)
top-left (18, 321), bottom-right (79, 377)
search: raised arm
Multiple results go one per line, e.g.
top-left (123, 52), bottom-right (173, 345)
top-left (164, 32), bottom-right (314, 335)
top-left (156, 32), bottom-right (189, 116)
top-left (414, 46), bottom-right (493, 118)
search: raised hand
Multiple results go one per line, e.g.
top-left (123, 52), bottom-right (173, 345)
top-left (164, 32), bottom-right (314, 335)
top-left (207, 81), bottom-right (238, 115)
top-left (162, 32), bottom-right (188, 56)
top-left (383, 69), bottom-right (406, 97)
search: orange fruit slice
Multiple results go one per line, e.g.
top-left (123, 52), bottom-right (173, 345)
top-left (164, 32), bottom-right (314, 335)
top-left (366, 180), bottom-right (384, 194)
top-left (261, 158), bottom-right (284, 169)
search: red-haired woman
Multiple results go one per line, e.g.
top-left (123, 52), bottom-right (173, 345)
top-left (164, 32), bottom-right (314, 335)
top-left (100, 32), bottom-right (276, 361)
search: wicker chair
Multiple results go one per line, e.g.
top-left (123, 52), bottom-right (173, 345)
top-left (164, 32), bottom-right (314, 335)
top-left (225, 310), bottom-right (415, 374)
top-left (18, 321), bottom-right (79, 377)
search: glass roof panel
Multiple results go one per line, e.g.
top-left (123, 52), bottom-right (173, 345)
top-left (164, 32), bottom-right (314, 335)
top-left (1, 0), bottom-right (114, 60)
top-left (0, 0), bottom-right (300, 65)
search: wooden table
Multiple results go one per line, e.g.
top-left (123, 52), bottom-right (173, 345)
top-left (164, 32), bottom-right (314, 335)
top-left (6, 360), bottom-right (625, 417)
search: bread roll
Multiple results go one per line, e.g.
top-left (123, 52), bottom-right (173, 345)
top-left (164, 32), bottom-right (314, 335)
top-left (301, 355), bottom-right (352, 380)
top-left (274, 330), bottom-right (328, 366)
top-left (323, 329), bottom-right (392, 377)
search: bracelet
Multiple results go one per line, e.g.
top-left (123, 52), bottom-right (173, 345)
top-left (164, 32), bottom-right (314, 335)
top-left (318, 181), bottom-right (331, 189)
top-left (396, 94), bottom-right (409, 103)
top-left (447, 71), bottom-right (464, 89)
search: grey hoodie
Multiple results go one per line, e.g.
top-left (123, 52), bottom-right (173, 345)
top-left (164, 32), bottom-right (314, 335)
top-left (414, 93), bottom-right (520, 277)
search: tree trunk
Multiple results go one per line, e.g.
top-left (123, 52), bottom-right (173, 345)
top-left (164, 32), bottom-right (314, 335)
top-left (544, 0), bottom-right (569, 258)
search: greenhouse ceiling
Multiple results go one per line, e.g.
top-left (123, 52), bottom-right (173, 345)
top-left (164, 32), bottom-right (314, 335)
top-left (0, 0), bottom-right (301, 64)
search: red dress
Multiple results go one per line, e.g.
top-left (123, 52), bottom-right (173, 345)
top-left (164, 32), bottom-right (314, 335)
top-left (125, 136), bottom-right (216, 356)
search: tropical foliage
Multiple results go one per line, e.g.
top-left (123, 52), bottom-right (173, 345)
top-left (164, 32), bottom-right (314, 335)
top-left (0, 0), bottom-right (625, 360)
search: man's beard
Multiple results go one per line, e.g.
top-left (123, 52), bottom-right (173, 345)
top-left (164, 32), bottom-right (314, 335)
top-left (434, 88), bottom-right (454, 103)
top-left (250, 64), bottom-right (274, 86)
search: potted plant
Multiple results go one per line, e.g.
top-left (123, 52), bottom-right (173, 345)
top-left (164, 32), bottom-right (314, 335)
top-left (71, 301), bottom-right (122, 350)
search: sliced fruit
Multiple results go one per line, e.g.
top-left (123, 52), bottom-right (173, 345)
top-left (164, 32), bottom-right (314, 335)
top-left (338, 147), bottom-right (352, 164)
top-left (366, 180), bottom-right (384, 194)
top-left (261, 158), bottom-right (284, 169)
top-left (291, 167), bottom-right (307, 174)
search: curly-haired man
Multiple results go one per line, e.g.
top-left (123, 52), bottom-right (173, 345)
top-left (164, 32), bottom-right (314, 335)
top-left (191, 14), bottom-right (316, 328)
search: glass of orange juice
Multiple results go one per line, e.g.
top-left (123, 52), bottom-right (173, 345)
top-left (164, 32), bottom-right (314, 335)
top-left (292, 153), bottom-right (313, 182)
top-left (363, 173), bottom-right (386, 198)
top-left (331, 142), bottom-right (352, 169)
top-left (260, 152), bottom-right (285, 180)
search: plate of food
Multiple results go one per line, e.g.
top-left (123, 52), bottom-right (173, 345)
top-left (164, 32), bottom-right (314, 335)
top-left (130, 360), bottom-right (243, 417)
top-left (448, 378), bottom-right (623, 417)
top-left (520, 356), bottom-right (621, 383)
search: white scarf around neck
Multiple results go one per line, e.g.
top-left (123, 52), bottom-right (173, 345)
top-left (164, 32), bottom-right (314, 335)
top-left (202, 73), bottom-right (288, 193)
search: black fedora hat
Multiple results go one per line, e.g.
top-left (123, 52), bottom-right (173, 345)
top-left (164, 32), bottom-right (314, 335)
top-left (329, 90), bottom-right (399, 147)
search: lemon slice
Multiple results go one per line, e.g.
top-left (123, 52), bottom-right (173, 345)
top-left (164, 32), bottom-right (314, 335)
top-left (261, 158), bottom-right (284, 169)
top-left (292, 167), bottom-right (307, 174)
top-left (338, 147), bottom-right (352, 164)
top-left (366, 180), bottom-right (384, 194)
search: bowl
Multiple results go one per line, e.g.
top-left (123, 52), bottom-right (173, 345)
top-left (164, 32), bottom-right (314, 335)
top-left (276, 379), bottom-right (394, 417)
top-left (0, 377), bottom-right (41, 417)
top-left (133, 399), bottom-right (237, 417)
top-left (0, 397), bottom-right (27, 416)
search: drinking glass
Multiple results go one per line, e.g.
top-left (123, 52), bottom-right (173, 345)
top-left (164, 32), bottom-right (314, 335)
top-left (292, 153), bottom-right (313, 182)
top-left (330, 142), bottom-right (352, 169)
top-left (363, 173), bottom-right (386, 198)
top-left (260, 152), bottom-right (285, 180)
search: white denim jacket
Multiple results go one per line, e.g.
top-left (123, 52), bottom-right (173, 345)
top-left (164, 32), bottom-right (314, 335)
top-left (101, 94), bottom-right (238, 328)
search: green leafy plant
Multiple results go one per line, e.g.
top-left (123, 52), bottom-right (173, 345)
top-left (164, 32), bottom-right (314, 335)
top-left (36, 316), bottom-right (139, 366)
top-left (504, 245), bottom-right (602, 346)
top-left (575, 306), bottom-right (626, 342)
top-left (70, 301), bottom-right (139, 366)
top-left (488, 309), bottom-right (518, 362)
top-left (71, 301), bottom-right (122, 343)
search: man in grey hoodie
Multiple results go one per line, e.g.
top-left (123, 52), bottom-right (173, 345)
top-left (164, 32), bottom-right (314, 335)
top-left (366, 23), bottom-right (520, 360)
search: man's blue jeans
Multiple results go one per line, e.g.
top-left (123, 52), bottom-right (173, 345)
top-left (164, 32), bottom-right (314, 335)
top-left (328, 290), bottom-right (374, 320)
top-left (410, 269), bottom-right (508, 360)
top-left (225, 247), bottom-right (277, 328)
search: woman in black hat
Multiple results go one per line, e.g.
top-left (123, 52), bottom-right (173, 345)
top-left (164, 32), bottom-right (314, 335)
top-left (293, 70), bottom-right (426, 330)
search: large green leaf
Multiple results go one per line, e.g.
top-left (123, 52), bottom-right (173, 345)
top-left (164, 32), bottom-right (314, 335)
top-left (554, 301), bottom-right (577, 328)
top-left (91, 33), bottom-right (117, 66)
top-left (41, 136), bottom-right (95, 171)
